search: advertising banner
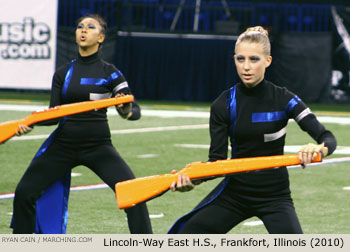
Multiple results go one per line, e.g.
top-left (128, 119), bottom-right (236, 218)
top-left (331, 6), bottom-right (350, 102)
top-left (0, 0), bottom-right (58, 90)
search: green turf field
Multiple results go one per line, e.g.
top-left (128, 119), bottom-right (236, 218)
top-left (0, 95), bottom-right (349, 234)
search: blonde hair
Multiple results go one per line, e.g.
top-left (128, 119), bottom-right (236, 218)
top-left (235, 26), bottom-right (271, 56)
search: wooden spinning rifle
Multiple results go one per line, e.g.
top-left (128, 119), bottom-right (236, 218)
top-left (0, 95), bottom-right (134, 143)
top-left (115, 153), bottom-right (322, 209)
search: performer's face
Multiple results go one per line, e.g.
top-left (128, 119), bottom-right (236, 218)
top-left (76, 17), bottom-right (105, 54)
top-left (234, 42), bottom-right (272, 88)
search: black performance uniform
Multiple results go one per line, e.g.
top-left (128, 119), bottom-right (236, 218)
top-left (169, 80), bottom-right (336, 234)
top-left (12, 52), bottom-right (152, 234)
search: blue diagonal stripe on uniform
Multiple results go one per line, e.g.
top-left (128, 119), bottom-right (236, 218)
top-left (252, 96), bottom-right (301, 123)
top-left (62, 60), bottom-right (76, 101)
top-left (80, 70), bottom-right (122, 86)
top-left (252, 111), bottom-right (287, 123)
top-left (285, 95), bottom-right (301, 115)
top-left (227, 85), bottom-right (238, 158)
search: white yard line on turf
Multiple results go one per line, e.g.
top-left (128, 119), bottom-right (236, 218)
top-left (1, 104), bottom-right (350, 124)
top-left (0, 183), bottom-right (110, 200)
top-left (9, 124), bottom-right (209, 141)
top-left (174, 144), bottom-right (350, 155)
top-left (0, 104), bottom-right (45, 111)
top-left (149, 213), bottom-right (164, 219)
top-left (243, 220), bottom-right (263, 226)
top-left (137, 154), bottom-right (159, 158)
top-left (1, 156), bottom-right (350, 200)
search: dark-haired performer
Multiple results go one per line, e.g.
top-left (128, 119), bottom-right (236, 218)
top-left (169, 26), bottom-right (336, 234)
top-left (12, 14), bottom-right (152, 234)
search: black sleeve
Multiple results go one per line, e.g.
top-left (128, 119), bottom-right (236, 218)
top-left (284, 89), bottom-right (337, 156)
top-left (208, 91), bottom-right (230, 162)
top-left (108, 65), bottom-right (141, 120)
top-left (127, 101), bottom-right (141, 120)
top-left (109, 65), bottom-right (131, 96)
top-left (297, 114), bottom-right (337, 155)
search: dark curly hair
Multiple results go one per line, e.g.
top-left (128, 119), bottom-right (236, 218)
top-left (77, 13), bottom-right (107, 35)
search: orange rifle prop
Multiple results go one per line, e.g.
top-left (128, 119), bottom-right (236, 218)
top-left (115, 153), bottom-right (322, 209)
top-left (0, 95), bottom-right (134, 144)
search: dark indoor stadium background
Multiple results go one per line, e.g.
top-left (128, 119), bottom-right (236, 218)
top-left (54, 0), bottom-right (350, 103)
top-left (1, 0), bottom-right (350, 235)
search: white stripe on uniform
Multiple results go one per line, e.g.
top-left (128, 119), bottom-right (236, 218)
top-left (264, 126), bottom-right (287, 142)
top-left (89, 92), bottom-right (112, 100)
top-left (295, 108), bottom-right (312, 122)
top-left (113, 81), bottom-right (129, 93)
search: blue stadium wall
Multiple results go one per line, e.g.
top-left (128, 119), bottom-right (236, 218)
top-left (56, 1), bottom-right (348, 103)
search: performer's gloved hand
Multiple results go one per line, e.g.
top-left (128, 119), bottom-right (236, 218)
top-left (16, 124), bottom-right (33, 136)
top-left (298, 143), bottom-right (328, 168)
top-left (116, 93), bottom-right (132, 119)
top-left (170, 171), bottom-right (202, 192)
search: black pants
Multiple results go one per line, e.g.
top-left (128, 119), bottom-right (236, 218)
top-left (178, 188), bottom-right (303, 234)
top-left (12, 140), bottom-right (152, 234)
